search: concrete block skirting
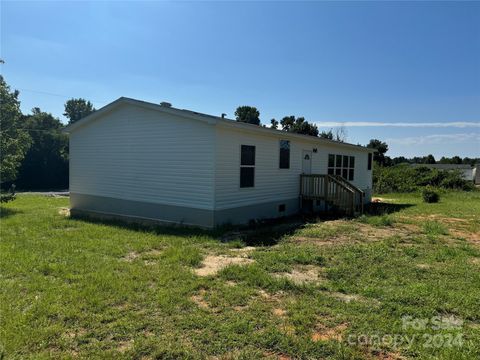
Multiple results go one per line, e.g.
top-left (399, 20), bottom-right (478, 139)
top-left (70, 193), bottom-right (300, 228)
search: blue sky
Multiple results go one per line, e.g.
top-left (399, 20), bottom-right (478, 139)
top-left (2, 1), bottom-right (479, 158)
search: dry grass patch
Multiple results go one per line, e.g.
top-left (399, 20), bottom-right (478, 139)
top-left (58, 207), bottom-right (70, 216)
top-left (328, 291), bottom-right (381, 306)
top-left (190, 289), bottom-right (215, 311)
top-left (121, 251), bottom-right (140, 262)
top-left (272, 308), bottom-right (287, 317)
top-left (117, 340), bottom-right (134, 353)
top-left (450, 229), bottom-right (480, 245)
top-left (272, 265), bottom-right (324, 285)
top-left (311, 322), bottom-right (348, 342)
top-left (293, 220), bottom-right (405, 247)
top-left (194, 255), bottom-right (254, 277)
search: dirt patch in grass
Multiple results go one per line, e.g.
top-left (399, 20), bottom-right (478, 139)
top-left (450, 229), bottom-right (480, 246)
top-left (117, 340), bottom-right (134, 353)
top-left (416, 263), bottom-right (431, 269)
top-left (292, 221), bottom-right (408, 246)
top-left (194, 255), bottom-right (254, 277)
top-left (470, 258), bottom-right (480, 265)
top-left (311, 322), bottom-right (348, 342)
top-left (328, 291), bottom-right (380, 306)
top-left (191, 289), bottom-right (215, 311)
top-left (272, 308), bottom-right (287, 317)
top-left (257, 289), bottom-right (288, 305)
top-left (58, 207), bottom-right (70, 216)
top-left (121, 251), bottom-right (140, 262)
top-left (273, 265), bottom-right (324, 285)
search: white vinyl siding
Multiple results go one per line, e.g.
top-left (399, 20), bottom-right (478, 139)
top-left (69, 104), bottom-right (215, 210)
top-left (214, 125), bottom-right (372, 210)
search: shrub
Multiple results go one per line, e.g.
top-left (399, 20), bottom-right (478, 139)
top-left (373, 164), bottom-right (473, 193)
top-left (422, 187), bottom-right (439, 203)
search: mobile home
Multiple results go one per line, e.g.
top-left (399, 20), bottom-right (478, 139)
top-left (64, 97), bottom-right (373, 228)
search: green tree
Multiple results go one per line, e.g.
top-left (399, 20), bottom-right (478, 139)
top-left (270, 118), bottom-right (279, 129)
top-left (367, 139), bottom-right (389, 166)
top-left (424, 154), bottom-right (436, 164)
top-left (234, 106), bottom-right (260, 125)
top-left (16, 108), bottom-right (69, 190)
top-left (64, 98), bottom-right (95, 124)
top-left (319, 129), bottom-right (334, 140)
top-left (280, 116), bottom-right (319, 136)
top-left (0, 76), bottom-right (31, 186)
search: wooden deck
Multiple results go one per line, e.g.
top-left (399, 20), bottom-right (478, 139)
top-left (300, 174), bottom-right (364, 215)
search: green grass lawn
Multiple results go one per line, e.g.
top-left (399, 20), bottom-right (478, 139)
top-left (1, 192), bottom-right (479, 359)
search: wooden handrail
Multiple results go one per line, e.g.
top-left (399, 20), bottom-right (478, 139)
top-left (300, 174), bottom-right (364, 215)
top-left (329, 175), bottom-right (364, 214)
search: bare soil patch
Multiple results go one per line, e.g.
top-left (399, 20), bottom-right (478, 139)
top-left (293, 221), bottom-right (409, 246)
top-left (194, 255), bottom-right (254, 276)
top-left (117, 340), bottom-right (134, 353)
top-left (191, 289), bottom-right (214, 310)
top-left (121, 251), bottom-right (140, 262)
top-left (273, 265), bottom-right (324, 285)
top-left (58, 207), bottom-right (70, 216)
top-left (416, 263), bottom-right (431, 269)
top-left (328, 291), bottom-right (380, 306)
top-left (311, 322), bottom-right (348, 342)
top-left (470, 258), bottom-right (480, 265)
top-left (272, 308), bottom-right (287, 317)
top-left (450, 229), bottom-right (480, 246)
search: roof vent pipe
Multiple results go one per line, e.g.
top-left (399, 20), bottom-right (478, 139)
top-left (221, 113), bottom-right (226, 118)
top-left (160, 102), bottom-right (172, 108)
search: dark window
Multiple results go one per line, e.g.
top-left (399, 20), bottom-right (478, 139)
top-left (278, 204), bottom-right (286, 212)
top-left (343, 155), bottom-right (349, 168)
top-left (328, 154), bottom-right (335, 168)
top-left (368, 153), bottom-right (372, 170)
top-left (336, 155), bottom-right (342, 167)
top-left (349, 169), bottom-right (354, 181)
top-left (335, 168), bottom-right (341, 176)
top-left (279, 140), bottom-right (290, 169)
top-left (328, 168), bottom-right (334, 175)
top-left (349, 156), bottom-right (355, 168)
top-left (240, 167), bottom-right (254, 188)
top-left (342, 168), bottom-right (348, 179)
top-left (241, 145), bottom-right (255, 166)
top-left (240, 145), bottom-right (255, 188)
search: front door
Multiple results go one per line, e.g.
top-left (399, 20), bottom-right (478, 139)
top-left (302, 150), bottom-right (312, 174)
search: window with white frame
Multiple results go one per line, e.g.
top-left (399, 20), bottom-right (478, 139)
top-left (328, 154), bottom-right (355, 181)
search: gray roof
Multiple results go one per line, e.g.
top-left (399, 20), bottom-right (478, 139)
top-left (63, 97), bottom-right (372, 153)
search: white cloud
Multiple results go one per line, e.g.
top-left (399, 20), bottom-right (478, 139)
top-left (386, 133), bottom-right (480, 146)
top-left (315, 121), bottom-right (480, 128)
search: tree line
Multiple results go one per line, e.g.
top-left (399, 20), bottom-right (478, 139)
top-left (0, 76), bottom-right (95, 195)
top-left (363, 138), bottom-right (479, 167)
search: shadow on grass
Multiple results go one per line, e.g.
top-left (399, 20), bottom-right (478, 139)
top-left (69, 211), bottom-right (310, 247)
top-left (68, 202), bottom-right (415, 247)
top-left (0, 207), bottom-right (21, 219)
top-left (364, 202), bottom-right (413, 215)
